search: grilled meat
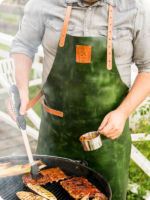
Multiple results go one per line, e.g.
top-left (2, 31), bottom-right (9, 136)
top-left (27, 183), bottom-right (57, 200)
top-left (81, 194), bottom-right (89, 200)
top-left (92, 193), bottom-right (108, 200)
top-left (60, 177), bottom-right (107, 200)
top-left (22, 167), bottom-right (70, 186)
top-left (16, 191), bottom-right (47, 200)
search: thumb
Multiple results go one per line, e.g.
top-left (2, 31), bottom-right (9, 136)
top-left (98, 114), bottom-right (110, 131)
top-left (20, 97), bottom-right (29, 115)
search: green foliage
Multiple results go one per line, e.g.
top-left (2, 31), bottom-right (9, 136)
top-left (127, 190), bottom-right (144, 200)
top-left (128, 99), bottom-right (150, 199)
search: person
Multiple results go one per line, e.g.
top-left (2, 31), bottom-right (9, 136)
top-left (6, 0), bottom-right (150, 199)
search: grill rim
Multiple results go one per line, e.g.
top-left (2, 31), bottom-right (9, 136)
top-left (0, 154), bottom-right (112, 200)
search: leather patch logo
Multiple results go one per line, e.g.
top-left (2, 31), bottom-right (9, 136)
top-left (76, 45), bottom-right (92, 63)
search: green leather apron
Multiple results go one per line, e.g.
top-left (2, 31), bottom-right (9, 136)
top-left (37, 5), bottom-right (131, 200)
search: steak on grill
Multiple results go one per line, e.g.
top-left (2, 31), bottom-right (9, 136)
top-left (60, 177), bottom-right (108, 200)
top-left (22, 167), bottom-right (70, 186)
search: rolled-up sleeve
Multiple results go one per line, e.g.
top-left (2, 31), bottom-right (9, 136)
top-left (10, 0), bottom-right (44, 61)
top-left (133, 0), bottom-right (150, 73)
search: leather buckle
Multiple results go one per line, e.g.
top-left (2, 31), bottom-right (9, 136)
top-left (76, 45), bottom-right (92, 64)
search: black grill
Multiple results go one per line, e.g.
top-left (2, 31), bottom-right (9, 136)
top-left (0, 175), bottom-right (74, 200)
top-left (0, 155), bottom-right (112, 200)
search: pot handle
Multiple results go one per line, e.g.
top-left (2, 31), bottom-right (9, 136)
top-left (73, 160), bottom-right (88, 167)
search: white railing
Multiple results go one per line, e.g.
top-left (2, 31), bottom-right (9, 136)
top-left (0, 32), bottom-right (150, 199)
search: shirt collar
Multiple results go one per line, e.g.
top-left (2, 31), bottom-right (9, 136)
top-left (66, 0), bottom-right (115, 6)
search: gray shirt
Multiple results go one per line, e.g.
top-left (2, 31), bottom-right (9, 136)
top-left (10, 0), bottom-right (150, 88)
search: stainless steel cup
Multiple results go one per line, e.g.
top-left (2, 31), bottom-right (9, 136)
top-left (79, 131), bottom-right (102, 151)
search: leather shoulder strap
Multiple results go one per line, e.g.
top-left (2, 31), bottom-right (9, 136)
top-left (59, 5), bottom-right (72, 47)
top-left (26, 89), bottom-right (44, 111)
top-left (107, 5), bottom-right (113, 70)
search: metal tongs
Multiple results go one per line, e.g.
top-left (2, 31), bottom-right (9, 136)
top-left (0, 58), bottom-right (43, 180)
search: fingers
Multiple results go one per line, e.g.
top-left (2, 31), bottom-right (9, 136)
top-left (111, 136), bottom-right (118, 140)
top-left (20, 96), bottom-right (29, 115)
top-left (5, 98), bottom-right (17, 122)
top-left (5, 93), bottom-right (29, 122)
top-left (100, 123), bottom-right (113, 137)
top-left (98, 114), bottom-right (110, 131)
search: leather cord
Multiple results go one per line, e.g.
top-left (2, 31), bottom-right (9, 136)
top-left (59, 5), bottom-right (73, 47)
top-left (26, 88), bottom-right (44, 111)
top-left (41, 99), bottom-right (63, 117)
top-left (107, 5), bottom-right (113, 70)
top-left (26, 89), bottom-right (63, 117)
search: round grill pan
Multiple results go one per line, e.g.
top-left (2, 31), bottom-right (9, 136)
top-left (0, 155), bottom-right (112, 200)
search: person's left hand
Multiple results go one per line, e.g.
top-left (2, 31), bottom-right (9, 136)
top-left (98, 109), bottom-right (128, 140)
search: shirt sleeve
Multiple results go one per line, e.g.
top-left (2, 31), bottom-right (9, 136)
top-left (133, 0), bottom-right (150, 73)
top-left (9, 0), bottom-right (44, 61)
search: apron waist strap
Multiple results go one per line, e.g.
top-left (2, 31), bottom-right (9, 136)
top-left (41, 99), bottom-right (63, 117)
top-left (26, 89), bottom-right (63, 117)
top-left (26, 88), bottom-right (44, 111)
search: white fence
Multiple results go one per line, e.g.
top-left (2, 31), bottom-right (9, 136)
top-left (0, 32), bottom-right (150, 199)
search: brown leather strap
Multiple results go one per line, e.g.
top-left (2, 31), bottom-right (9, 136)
top-left (41, 98), bottom-right (63, 117)
top-left (59, 5), bottom-right (72, 47)
top-left (26, 88), bottom-right (63, 117)
top-left (107, 5), bottom-right (113, 70)
top-left (26, 88), bottom-right (44, 111)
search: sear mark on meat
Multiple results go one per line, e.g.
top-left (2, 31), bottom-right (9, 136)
top-left (22, 167), bottom-right (70, 186)
top-left (60, 177), bottom-right (108, 200)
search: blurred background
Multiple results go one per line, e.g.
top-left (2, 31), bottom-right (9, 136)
top-left (0, 0), bottom-right (40, 158)
top-left (0, 1), bottom-right (150, 199)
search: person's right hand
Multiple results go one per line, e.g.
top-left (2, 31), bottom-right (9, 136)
top-left (5, 89), bottom-right (29, 122)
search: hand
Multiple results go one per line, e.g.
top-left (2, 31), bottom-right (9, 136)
top-left (98, 109), bottom-right (128, 140)
top-left (5, 89), bottom-right (29, 122)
